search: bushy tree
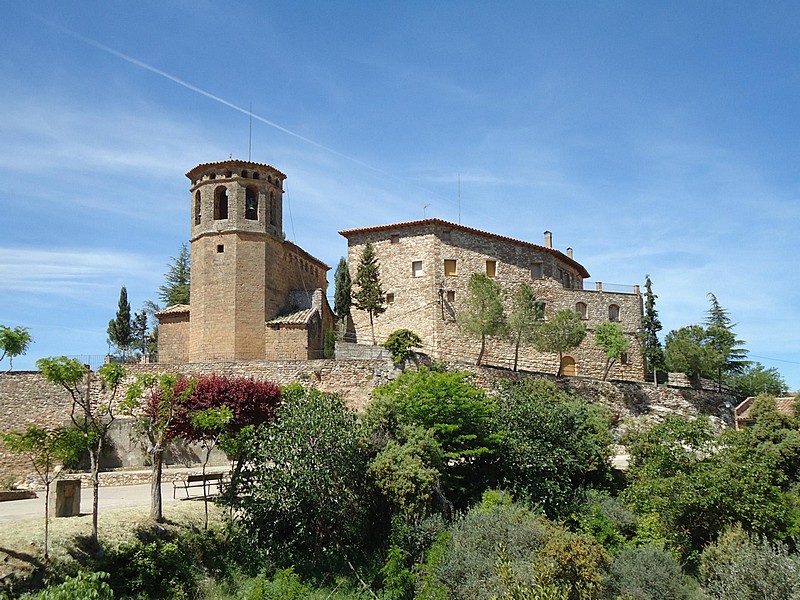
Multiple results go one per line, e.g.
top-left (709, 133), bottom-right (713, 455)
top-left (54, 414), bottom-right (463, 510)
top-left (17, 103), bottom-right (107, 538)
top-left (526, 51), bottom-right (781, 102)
top-left (383, 329), bottom-right (423, 365)
top-left (352, 241), bottom-right (386, 345)
top-left (458, 272), bottom-right (506, 366)
top-left (36, 357), bottom-right (125, 547)
top-left (506, 283), bottom-right (544, 371)
top-left (623, 416), bottom-right (793, 561)
top-left (0, 425), bottom-right (74, 560)
top-left (640, 275), bottom-right (664, 379)
top-left (605, 544), bottom-right (695, 600)
top-left (431, 496), bottom-right (609, 600)
top-left (224, 385), bottom-right (370, 572)
top-left (725, 362), bottom-right (788, 398)
top-left (664, 325), bottom-right (713, 387)
top-left (533, 310), bottom-right (587, 376)
top-left (369, 367), bottom-right (500, 507)
top-left (593, 322), bottom-right (629, 381)
top-left (159, 243), bottom-right (191, 306)
top-left (700, 525), bottom-right (800, 599)
top-left (495, 378), bottom-right (612, 519)
top-left (107, 286), bottom-right (132, 356)
top-left (121, 373), bottom-right (196, 521)
top-left (0, 324), bottom-right (32, 371)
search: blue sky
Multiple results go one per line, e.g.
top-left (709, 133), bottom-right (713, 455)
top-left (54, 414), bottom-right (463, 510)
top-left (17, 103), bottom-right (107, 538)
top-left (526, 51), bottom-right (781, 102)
top-left (1, 2), bottom-right (798, 390)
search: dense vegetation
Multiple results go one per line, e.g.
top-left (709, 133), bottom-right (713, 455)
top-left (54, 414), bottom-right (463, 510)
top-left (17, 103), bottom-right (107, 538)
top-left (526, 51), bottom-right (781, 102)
top-left (4, 369), bottom-right (800, 599)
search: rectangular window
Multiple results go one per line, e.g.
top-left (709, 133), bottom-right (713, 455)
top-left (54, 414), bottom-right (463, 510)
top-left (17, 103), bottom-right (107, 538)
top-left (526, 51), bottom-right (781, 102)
top-left (217, 244), bottom-right (224, 253)
top-left (412, 261), bottom-right (423, 277)
top-left (386, 293), bottom-right (395, 304)
top-left (444, 259), bottom-right (457, 276)
top-left (391, 234), bottom-right (400, 244)
top-left (446, 290), bottom-right (456, 303)
top-left (531, 262), bottom-right (543, 278)
top-left (621, 352), bottom-right (629, 365)
top-left (441, 230), bottom-right (451, 242)
top-left (486, 260), bottom-right (497, 278)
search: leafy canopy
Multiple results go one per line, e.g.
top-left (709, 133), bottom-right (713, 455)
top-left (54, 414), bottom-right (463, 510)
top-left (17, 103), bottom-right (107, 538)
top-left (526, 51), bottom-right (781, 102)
top-left (159, 243), bottom-right (191, 306)
top-left (0, 324), bottom-right (32, 370)
top-left (533, 309), bottom-right (587, 375)
top-left (594, 322), bottom-right (629, 380)
top-left (458, 272), bottom-right (506, 366)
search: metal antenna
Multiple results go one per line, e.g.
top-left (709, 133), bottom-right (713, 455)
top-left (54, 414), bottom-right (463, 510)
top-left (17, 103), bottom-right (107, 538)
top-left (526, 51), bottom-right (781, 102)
top-left (248, 102), bottom-right (253, 161)
top-left (458, 172), bottom-right (461, 225)
top-left (423, 204), bottom-right (430, 218)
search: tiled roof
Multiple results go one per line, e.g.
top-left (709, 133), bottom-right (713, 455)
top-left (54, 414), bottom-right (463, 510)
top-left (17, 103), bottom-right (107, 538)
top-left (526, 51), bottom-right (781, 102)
top-left (736, 395), bottom-right (797, 421)
top-left (339, 218), bottom-right (590, 279)
top-left (155, 304), bottom-right (190, 316)
top-left (185, 160), bottom-right (287, 180)
top-left (267, 308), bottom-right (316, 326)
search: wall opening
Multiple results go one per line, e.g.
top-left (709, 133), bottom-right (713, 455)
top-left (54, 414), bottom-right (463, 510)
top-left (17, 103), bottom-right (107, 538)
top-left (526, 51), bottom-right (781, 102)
top-left (214, 187), bottom-right (228, 220)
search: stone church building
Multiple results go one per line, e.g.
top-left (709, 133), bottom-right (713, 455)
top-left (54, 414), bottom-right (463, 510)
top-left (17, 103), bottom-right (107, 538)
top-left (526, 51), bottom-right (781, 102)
top-left (340, 219), bottom-right (645, 381)
top-left (157, 160), bottom-right (334, 363)
top-left (156, 159), bottom-right (643, 381)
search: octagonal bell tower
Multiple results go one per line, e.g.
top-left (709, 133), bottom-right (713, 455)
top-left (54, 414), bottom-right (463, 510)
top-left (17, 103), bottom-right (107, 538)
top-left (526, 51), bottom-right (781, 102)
top-left (185, 160), bottom-right (286, 361)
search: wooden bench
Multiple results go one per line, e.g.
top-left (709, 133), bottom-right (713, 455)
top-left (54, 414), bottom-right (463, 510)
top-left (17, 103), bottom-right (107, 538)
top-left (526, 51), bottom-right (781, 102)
top-left (173, 472), bottom-right (226, 499)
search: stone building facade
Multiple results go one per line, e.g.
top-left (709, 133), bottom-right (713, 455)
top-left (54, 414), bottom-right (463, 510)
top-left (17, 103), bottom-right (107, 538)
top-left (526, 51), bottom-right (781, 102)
top-left (340, 219), bottom-right (645, 381)
top-left (157, 160), bottom-right (333, 362)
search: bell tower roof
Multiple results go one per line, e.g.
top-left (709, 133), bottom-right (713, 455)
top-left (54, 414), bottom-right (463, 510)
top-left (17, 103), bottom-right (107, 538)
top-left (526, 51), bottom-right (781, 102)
top-left (185, 159), bottom-right (286, 183)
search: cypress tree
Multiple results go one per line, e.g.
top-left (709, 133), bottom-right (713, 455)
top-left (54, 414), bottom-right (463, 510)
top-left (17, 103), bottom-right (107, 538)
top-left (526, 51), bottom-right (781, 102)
top-left (352, 242), bottom-right (386, 345)
top-left (641, 275), bottom-right (665, 381)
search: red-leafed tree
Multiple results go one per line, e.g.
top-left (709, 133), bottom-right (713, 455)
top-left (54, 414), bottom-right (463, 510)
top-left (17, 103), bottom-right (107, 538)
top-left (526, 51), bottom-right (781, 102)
top-left (171, 375), bottom-right (282, 518)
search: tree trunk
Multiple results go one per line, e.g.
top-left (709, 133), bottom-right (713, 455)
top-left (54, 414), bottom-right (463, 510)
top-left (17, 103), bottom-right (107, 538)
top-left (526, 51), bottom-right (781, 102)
top-left (90, 449), bottom-right (100, 548)
top-left (151, 448), bottom-right (164, 522)
top-left (557, 351), bottom-right (563, 376)
top-left (603, 359), bottom-right (615, 381)
top-left (201, 444), bottom-right (213, 530)
top-left (369, 312), bottom-right (376, 346)
top-left (43, 480), bottom-right (50, 561)
top-left (476, 334), bottom-right (486, 366)
top-left (513, 333), bottom-right (520, 372)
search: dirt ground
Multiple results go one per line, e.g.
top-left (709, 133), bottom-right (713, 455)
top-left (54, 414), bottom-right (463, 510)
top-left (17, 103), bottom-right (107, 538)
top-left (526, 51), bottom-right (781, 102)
top-left (0, 499), bottom-right (221, 591)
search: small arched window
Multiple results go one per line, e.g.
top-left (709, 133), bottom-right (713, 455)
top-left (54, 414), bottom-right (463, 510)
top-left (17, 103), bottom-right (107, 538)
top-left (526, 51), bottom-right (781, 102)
top-left (245, 187), bottom-right (258, 220)
top-left (224, 169), bottom-right (232, 178)
top-left (575, 302), bottom-right (587, 319)
top-left (269, 191), bottom-right (277, 226)
top-left (609, 304), bottom-right (620, 322)
top-left (253, 172), bottom-right (260, 180)
top-left (194, 191), bottom-right (202, 225)
top-left (214, 186), bottom-right (229, 220)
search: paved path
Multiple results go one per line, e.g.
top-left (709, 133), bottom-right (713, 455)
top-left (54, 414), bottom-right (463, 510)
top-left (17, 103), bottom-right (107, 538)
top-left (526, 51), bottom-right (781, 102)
top-left (0, 482), bottom-right (183, 523)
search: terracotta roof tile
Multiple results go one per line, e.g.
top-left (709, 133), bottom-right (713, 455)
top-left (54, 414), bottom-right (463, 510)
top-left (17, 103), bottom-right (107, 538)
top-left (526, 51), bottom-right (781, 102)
top-left (155, 304), bottom-right (190, 316)
top-left (267, 308), bottom-right (316, 326)
top-left (185, 160), bottom-right (286, 181)
top-left (339, 218), bottom-right (590, 279)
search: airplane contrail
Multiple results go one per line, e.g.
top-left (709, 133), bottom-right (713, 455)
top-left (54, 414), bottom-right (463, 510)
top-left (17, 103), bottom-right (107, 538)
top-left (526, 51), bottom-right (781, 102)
top-left (34, 14), bottom-right (431, 190)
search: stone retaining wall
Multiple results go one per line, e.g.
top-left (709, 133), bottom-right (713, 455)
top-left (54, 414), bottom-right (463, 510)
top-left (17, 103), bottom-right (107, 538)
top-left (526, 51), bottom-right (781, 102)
top-left (0, 359), bottom-right (735, 486)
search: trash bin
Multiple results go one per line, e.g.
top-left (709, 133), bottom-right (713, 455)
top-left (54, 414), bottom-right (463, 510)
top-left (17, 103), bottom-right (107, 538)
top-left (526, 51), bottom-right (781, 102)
top-left (53, 479), bottom-right (81, 517)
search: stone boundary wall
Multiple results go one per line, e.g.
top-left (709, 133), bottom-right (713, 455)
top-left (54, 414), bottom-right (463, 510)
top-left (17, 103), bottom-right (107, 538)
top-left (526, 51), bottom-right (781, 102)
top-left (0, 359), bottom-right (735, 485)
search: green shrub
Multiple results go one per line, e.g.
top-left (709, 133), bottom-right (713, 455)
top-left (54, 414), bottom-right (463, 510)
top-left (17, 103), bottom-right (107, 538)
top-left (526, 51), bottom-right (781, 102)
top-left (26, 571), bottom-right (113, 600)
top-left (700, 525), bottom-right (800, 599)
top-left (94, 537), bottom-right (199, 599)
top-left (605, 544), bottom-right (694, 600)
top-left (383, 329), bottom-right (422, 365)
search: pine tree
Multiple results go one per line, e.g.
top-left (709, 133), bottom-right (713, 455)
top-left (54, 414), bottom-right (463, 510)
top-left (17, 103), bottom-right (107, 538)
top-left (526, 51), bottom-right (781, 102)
top-left (334, 257), bottom-right (352, 320)
top-left (506, 283), bottom-right (543, 371)
top-left (458, 273), bottom-right (506, 366)
top-left (352, 242), bottom-right (386, 345)
top-left (641, 275), bottom-right (665, 382)
top-left (704, 293), bottom-right (748, 390)
top-left (159, 243), bottom-right (190, 307)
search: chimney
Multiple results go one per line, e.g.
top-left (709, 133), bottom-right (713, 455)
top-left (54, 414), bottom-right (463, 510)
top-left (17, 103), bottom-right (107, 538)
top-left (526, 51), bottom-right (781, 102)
top-left (566, 247), bottom-right (573, 259)
top-left (544, 230), bottom-right (552, 248)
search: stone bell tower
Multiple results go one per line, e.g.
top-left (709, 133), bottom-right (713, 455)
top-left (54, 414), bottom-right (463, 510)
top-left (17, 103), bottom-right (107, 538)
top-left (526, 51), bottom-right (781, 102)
top-left (185, 160), bottom-right (286, 361)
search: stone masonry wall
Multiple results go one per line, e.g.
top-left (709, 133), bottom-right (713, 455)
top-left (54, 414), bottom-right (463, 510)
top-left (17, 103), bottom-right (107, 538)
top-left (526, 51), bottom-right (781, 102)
top-left (0, 361), bottom-right (734, 485)
top-left (346, 222), bottom-right (644, 381)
